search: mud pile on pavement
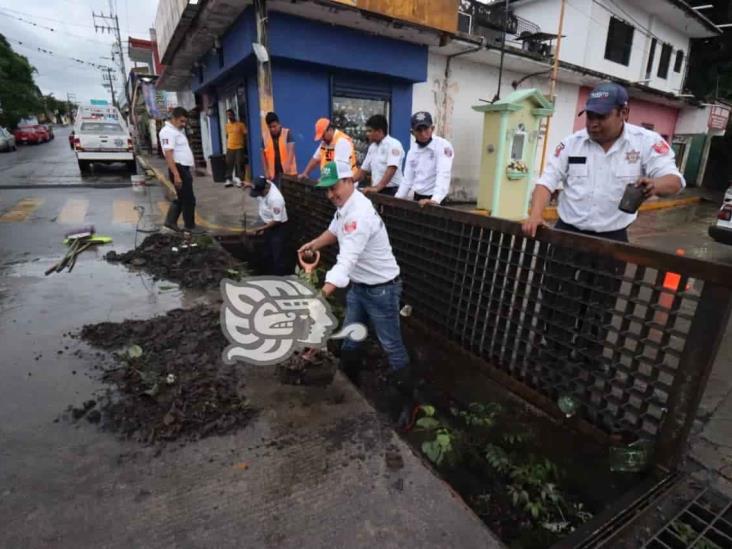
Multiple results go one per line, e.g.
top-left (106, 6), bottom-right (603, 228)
top-left (276, 349), bottom-right (338, 387)
top-left (78, 306), bottom-right (255, 444)
top-left (105, 233), bottom-right (247, 289)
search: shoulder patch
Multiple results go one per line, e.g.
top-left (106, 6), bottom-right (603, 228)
top-left (554, 142), bottom-right (565, 157)
top-left (653, 140), bottom-right (670, 155)
top-left (444, 147), bottom-right (453, 158)
top-left (273, 207), bottom-right (281, 215)
top-left (392, 148), bottom-right (400, 156)
top-left (343, 220), bottom-right (357, 234)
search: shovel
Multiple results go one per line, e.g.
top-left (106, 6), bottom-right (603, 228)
top-left (297, 250), bottom-right (322, 362)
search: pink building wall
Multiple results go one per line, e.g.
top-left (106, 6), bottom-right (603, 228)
top-left (574, 86), bottom-right (679, 140)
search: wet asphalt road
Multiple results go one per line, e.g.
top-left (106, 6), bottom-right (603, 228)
top-left (1, 127), bottom-right (732, 545)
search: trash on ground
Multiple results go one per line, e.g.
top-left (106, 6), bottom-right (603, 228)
top-left (276, 349), bottom-right (338, 387)
top-left (77, 306), bottom-right (255, 444)
top-left (104, 233), bottom-right (248, 289)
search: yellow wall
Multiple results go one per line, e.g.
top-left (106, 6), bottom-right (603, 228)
top-left (329, 0), bottom-right (459, 33)
top-left (476, 113), bottom-right (501, 211)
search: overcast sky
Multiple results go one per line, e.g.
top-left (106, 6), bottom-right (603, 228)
top-left (0, 0), bottom-right (158, 103)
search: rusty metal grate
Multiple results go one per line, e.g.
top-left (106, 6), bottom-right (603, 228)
top-left (280, 177), bottom-right (732, 469)
top-left (643, 486), bottom-right (732, 548)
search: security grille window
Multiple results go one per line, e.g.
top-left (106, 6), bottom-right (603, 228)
top-left (331, 96), bottom-right (390, 164)
top-left (604, 17), bottom-right (634, 66)
top-left (657, 43), bottom-right (673, 79)
top-left (674, 50), bottom-right (684, 73)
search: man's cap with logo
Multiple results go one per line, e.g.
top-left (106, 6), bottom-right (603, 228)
top-left (411, 111), bottom-right (433, 130)
top-left (249, 176), bottom-right (270, 197)
top-left (581, 82), bottom-right (629, 115)
top-left (315, 161), bottom-right (353, 188)
top-left (314, 118), bottom-right (331, 141)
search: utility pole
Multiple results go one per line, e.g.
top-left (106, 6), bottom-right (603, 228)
top-left (254, 0), bottom-right (274, 163)
top-left (101, 67), bottom-right (118, 109)
top-left (93, 7), bottom-right (130, 111)
top-left (66, 92), bottom-right (77, 124)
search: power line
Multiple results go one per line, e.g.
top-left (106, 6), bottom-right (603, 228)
top-left (0, 5), bottom-right (95, 29)
top-left (3, 35), bottom-right (112, 70)
top-left (0, 8), bottom-right (113, 46)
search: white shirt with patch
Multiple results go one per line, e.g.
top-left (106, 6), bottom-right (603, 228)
top-left (325, 190), bottom-right (400, 288)
top-left (158, 121), bottom-right (194, 167)
top-left (397, 135), bottom-right (454, 204)
top-left (360, 134), bottom-right (404, 189)
top-left (257, 183), bottom-right (288, 224)
top-left (537, 123), bottom-right (685, 233)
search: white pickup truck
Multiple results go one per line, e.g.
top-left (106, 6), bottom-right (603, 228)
top-left (73, 104), bottom-right (135, 174)
top-left (709, 186), bottom-right (732, 245)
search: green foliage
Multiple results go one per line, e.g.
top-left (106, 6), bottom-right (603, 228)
top-left (421, 429), bottom-right (454, 466)
top-left (295, 265), bottom-right (345, 323)
top-left (671, 520), bottom-right (721, 549)
top-left (0, 34), bottom-right (44, 128)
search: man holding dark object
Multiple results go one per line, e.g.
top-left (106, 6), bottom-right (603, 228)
top-left (159, 107), bottom-right (203, 234)
top-left (243, 176), bottom-right (290, 276)
top-left (520, 82), bottom-right (684, 379)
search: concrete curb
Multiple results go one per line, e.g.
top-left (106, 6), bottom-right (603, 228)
top-left (138, 155), bottom-right (246, 235)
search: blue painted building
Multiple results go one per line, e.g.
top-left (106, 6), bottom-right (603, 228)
top-left (191, 8), bottom-right (428, 179)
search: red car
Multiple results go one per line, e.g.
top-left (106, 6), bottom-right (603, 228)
top-left (36, 125), bottom-right (54, 140)
top-left (14, 126), bottom-right (41, 145)
top-left (32, 125), bottom-right (50, 142)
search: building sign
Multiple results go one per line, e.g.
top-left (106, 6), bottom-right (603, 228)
top-left (708, 104), bottom-right (731, 131)
top-left (329, 0), bottom-right (458, 33)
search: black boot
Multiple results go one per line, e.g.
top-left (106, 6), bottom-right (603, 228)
top-left (164, 202), bottom-right (181, 231)
top-left (338, 350), bottom-right (363, 386)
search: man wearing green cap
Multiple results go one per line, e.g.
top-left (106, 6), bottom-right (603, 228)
top-left (298, 159), bottom-right (411, 388)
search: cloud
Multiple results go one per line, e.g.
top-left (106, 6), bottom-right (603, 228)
top-left (0, 0), bottom-right (158, 103)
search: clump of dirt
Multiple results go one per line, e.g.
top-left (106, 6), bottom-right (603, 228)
top-left (276, 349), bottom-right (338, 386)
top-left (78, 306), bottom-right (255, 444)
top-left (104, 233), bottom-right (248, 289)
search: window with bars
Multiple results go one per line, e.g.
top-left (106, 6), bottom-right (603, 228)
top-left (658, 43), bottom-right (673, 79)
top-left (604, 17), bottom-right (634, 66)
top-left (674, 50), bottom-right (684, 73)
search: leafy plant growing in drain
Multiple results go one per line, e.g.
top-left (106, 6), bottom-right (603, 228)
top-left (415, 401), bottom-right (592, 539)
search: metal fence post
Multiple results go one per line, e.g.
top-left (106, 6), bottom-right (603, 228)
top-left (655, 283), bottom-right (732, 471)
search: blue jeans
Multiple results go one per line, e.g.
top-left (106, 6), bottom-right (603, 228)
top-left (341, 280), bottom-right (409, 371)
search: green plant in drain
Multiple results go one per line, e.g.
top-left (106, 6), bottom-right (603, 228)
top-left (295, 265), bottom-right (345, 323)
top-left (415, 401), bottom-right (592, 534)
top-left (671, 520), bottom-right (720, 549)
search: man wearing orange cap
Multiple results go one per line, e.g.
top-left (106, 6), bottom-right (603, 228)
top-left (297, 118), bottom-right (356, 181)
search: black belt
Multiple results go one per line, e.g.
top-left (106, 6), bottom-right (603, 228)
top-left (555, 219), bottom-right (629, 243)
top-left (352, 276), bottom-right (401, 288)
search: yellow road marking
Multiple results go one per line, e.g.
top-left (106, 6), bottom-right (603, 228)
top-left (0, 197), bottom-right (43, 222)
top-left (112, 200), bottom-right (138, 224)
top-left (57, 198), bottom-right (89, 224)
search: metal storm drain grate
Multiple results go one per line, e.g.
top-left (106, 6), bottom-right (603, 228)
top-left (643, 486), bottom-right (732, 549)
top-left (281, 177), bottom-right (732, 471)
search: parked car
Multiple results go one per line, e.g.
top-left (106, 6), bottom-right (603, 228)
top-left (0, 127), bottom-right (16, 152)
top-left (709, 186), bottom-right (732, 245)
top-left (33, 125), bottom-right (50, 142)
top-left (38, 124), bottom-right (54, 140)
top-left (14, 126), bottom-right (40, 145)
top-left (74, 104), bottom-right (135, 174)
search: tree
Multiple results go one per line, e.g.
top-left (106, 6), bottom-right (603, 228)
top-left (0, 34), bottom-right (44, 129)
top-left (43, 94), bottom-right (73, 123)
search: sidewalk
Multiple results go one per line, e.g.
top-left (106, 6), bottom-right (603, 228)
top-left (138, 154), bottom-right (259, 235)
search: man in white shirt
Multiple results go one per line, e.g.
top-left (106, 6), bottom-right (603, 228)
top-left (522, 82), bottom-right (683, 239)
top-left (298, 159), bottom-right (411, 388)
top-left (396, 111), bottom-right (454, 207)
top-left (244, 176), bottom-right (290, 275)
top-left (355, 114), bottom-right (404, 197)
top-left (159, 107), bottom-right (202, 233)
top-left (521, 82), bottom-right (684, 373)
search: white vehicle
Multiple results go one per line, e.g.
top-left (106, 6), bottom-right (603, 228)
top-left (709, 186), bottom-right (732, 245)
top-left (73, 104), bottom-right (135, 174)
